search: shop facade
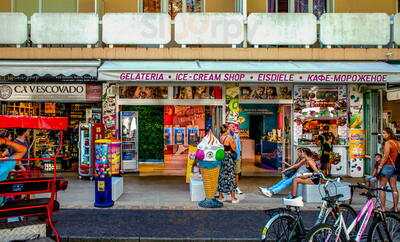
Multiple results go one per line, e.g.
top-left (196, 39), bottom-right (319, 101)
top-left (98, 61), bottom-right (399, 177)
top-left (0, 61), bottom-right (102, 171)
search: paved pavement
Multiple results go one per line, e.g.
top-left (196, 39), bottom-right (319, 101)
top-left (44, 174), bottom-right (392, 241)
top-left (55, 209), bottom-right (319, 242)
top-left (57, 173), bottom-right (370, 210)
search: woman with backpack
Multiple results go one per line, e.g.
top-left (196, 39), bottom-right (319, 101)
top-left (378, 127), bottom-right (400, 212)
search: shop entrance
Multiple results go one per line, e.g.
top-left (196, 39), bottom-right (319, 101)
top-left (117, 84), bottom-right (224, 175)
top-left (249, 115), bottom-right (263, 153)
top-left (238, 84), bottom-right (293, 175)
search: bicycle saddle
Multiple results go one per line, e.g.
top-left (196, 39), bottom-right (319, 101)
top-left (322, 194), bottom-right (343, 203)
top-left (283, 196), bottom-right (304, 207)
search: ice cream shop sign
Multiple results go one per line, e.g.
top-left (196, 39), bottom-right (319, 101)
top-left (115, 71), bottom-right (390, 83)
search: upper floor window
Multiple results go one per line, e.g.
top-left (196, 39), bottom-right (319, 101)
top-left (269, 0), bottom-right (326, 18)
top-left (144, 0), bottom-right (161, 12)
top-left (168, 0), bottom-right (202, 19)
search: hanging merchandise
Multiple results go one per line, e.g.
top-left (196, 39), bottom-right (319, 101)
top-left (196, 132), bottom-right (224, 208)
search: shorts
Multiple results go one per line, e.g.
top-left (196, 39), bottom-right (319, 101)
top-left (235, 158), bottom-right (241, 174)
top-left (380, 165), bottom-right (396, 178)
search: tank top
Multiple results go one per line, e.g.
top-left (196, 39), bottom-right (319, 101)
top-left (387, 140), bottom-right (399, 166)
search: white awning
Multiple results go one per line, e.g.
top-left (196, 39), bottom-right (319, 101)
top-left (99, 61), bottom-right (400, 84)
top-left (0, 60), bottom-right (101, 82)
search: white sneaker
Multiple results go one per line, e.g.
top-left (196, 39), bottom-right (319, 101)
top-left (236, 187), bottom-right (243, 195)
top-left (261, 188), bottom-right (273, 198)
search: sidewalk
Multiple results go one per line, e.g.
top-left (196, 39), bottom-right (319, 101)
top-left (57, 172), bottom-right (371, 210)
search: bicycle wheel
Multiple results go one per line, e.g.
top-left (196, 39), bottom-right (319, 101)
top-left (326, 204), bottom-right (357, 227)
top-left (261, 213), bottom-right (300, 242)
top-left (306, 223), bottom-right (344, 242)
top-left (368, 213), bottom-right (400, 242)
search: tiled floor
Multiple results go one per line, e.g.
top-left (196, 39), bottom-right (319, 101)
top-left (56, 173), bottom-right (377, 210)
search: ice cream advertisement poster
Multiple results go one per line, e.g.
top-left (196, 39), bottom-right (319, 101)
top-left (186, 145), bottom-right (197, 183)
top-left (349, 129), bottom-right (366, 159)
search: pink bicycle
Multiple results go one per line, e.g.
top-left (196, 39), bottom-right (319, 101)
top-left (306, 183), bottom-right (400, 242)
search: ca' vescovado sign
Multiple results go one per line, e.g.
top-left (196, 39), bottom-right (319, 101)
top-left (0, 84), bottom-right (87, 101)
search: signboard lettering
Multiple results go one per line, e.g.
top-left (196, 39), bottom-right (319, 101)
top-left (103, 71), bottom-right (390, 83)
top-left (0, 84), bottom-right (89, 101)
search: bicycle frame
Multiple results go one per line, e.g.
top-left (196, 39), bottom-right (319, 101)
top-left (336, 199), bottom-right (375, 242)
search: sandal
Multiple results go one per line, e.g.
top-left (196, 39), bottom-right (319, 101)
top-left (231, 198), bottom-right (239, 204)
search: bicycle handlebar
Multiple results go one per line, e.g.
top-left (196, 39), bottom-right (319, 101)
top-left (301, 172), bottom-right (338, 183)
top-left (350, 183), bottom-right (393, 193)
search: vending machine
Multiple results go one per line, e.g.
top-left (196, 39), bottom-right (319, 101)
top-left (79, 123), bottom-right (104, 179)
top-left (119, 111), bottom-right (139, 172)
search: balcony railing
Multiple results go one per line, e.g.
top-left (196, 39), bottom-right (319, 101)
top-left (0, 12), bottom-right (398, 48)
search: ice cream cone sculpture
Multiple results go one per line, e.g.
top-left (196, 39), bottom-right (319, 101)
top-left (195, 131), bottom-right (225, 208)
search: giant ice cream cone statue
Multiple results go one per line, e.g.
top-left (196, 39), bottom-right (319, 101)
top-left (196, 131), bottom-right (225, 208)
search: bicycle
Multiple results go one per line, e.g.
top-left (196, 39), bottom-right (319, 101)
top-left (261, 172), bottom-right (356, 242)
top-left (306, 183), bottom-right (400, 242)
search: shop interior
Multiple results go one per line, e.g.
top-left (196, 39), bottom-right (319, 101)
top-left (0, 101), bottom-right (102, 171)
top-left (118, 85), bottom-right (223, 175)
top-left (238, 85), bottom-right (293, 175)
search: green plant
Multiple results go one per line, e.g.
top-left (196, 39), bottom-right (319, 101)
top-left (122, 106), bottom-right (164, 162)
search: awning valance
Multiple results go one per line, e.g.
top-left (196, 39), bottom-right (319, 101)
top-left (0, 116), bottom-right (68, 130)
top-left (0, 60), bottom-right (100, 82)
top-left (98, 61), bottom-right (400, 84)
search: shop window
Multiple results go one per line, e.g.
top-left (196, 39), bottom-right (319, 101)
top-left (119, 86), bottom-right (168, 99)
top-left (294, 0), bottom-right (308, 12)
top-left (143, 0), bottom-right (161, 12)
top-left (186, 0), bottom-right (202, 12)
top-left (240, 85), bottom-right (292, 100)
top-left (169, 0), bottom-right (202, 19)
top-left (293, 85), bottom-right (348, 146)
top-left (173, 86), bottom-right (222, 99)
top-left (268, 0), bottom-right (288, 12)
top-left (43, 0), bottom-right (77, 12)
top-left (14, 0), bottom-right (39, 17)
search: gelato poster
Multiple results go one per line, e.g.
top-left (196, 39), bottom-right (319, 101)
top-left (349, 129), bottom-right (366, 159)
top-left (349, 85), bottom-right (364, 129)
top-left (186, 145), bottom-right (197, 183)
top-left (102, 83), bottom-right (117, 138)
top-left (225, 84), bottom-right (240, 130)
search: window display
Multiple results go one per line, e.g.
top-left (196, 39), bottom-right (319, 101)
top-left (293, 85), bottom-right (348, 146)
top-left (173, 86), bottom-right (222, 99)
top-left (119, 86), bottom-right (168, 99)
top-left (240, 85), bottom-right (292, 100)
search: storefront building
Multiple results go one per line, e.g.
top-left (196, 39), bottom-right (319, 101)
top-left (0, 61), bottom-right (102, 171)
top-left (99, 60), bottom-right (399, 177)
